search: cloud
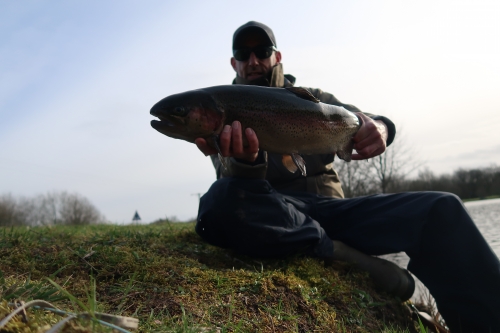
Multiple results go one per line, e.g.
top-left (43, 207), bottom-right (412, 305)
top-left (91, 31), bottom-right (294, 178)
top-left (430, 145), bottom-right (500, 174)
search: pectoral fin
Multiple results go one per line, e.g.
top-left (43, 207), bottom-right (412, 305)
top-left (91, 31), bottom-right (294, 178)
top-left (282, 153), bottom-right (307, 176)
top-left (208, 135), bottom-right (229, 171)
top-left (282, 155), bottom-right (297, 173)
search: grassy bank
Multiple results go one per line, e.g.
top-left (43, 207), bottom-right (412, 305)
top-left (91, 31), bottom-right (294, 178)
top-left (0, 222), bottom-right (419, 332)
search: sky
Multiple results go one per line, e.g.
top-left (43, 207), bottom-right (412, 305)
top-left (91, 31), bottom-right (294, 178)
top-left (1, 0), bottom-right (499, 223)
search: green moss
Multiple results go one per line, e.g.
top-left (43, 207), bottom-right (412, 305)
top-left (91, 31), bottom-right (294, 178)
top-left (1, 223), bottom-right (418, 332)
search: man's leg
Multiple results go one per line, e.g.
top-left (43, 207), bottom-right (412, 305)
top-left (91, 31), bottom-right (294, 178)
top-left (197, 178), bottom-right (415, 299)
top-left (197, 180), bottom-right (500, 331)
top-left (308, 191), bottom-right (500, 332)
top-left (196, 177), bottom-right (334, 259)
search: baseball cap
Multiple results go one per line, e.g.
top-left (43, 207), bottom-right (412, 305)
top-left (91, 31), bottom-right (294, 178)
top-left (232, 21), bottom-right (277, 49)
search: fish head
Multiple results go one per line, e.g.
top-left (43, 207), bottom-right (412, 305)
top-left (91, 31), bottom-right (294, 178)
top-left (150, 89), bottom-right (224, 143)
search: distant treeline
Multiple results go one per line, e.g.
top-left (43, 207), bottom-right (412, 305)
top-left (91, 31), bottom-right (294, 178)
top-left (0, 191), bottom-right (105, 227)
top-left (336, 161), bottom-right (500, 200)
top-left (332, 131), bottom-right (500, 200)
top-left (400, 166), bottom-right (500, 200)
top-left (2, 165), bottom-right (498, 227)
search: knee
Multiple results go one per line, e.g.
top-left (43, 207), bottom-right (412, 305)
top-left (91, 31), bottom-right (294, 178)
top-left (428, 191), bottom-right (471, 229)
top-left (432, 192), bottom-right (462, 211)
top-left (196, 178), bottom-right (276, 245)
top-left (195, 209), bottom-right (231, 248)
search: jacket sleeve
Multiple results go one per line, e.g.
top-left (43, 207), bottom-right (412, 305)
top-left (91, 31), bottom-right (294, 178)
top-left (306, 88), bottom-right (396, 146)
top-left (210, 151), bottom-right (268, 179)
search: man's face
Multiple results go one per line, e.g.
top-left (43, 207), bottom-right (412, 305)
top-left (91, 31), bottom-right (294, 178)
top-left (231, 34), bottom-right (282, 81)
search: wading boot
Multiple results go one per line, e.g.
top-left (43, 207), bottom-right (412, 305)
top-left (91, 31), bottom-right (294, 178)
top-left (329, 240), bottom-right (415, 301)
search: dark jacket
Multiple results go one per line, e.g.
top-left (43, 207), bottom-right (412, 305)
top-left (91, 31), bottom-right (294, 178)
top-left (211, 63), bottom-right (396, 198)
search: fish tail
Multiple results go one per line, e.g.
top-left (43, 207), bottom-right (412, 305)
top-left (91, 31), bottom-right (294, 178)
top-left (337, 140), bottom-right (355, 162)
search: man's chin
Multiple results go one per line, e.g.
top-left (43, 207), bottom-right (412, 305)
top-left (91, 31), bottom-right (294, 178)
top-left (246, 74), bottom-right (264, 81)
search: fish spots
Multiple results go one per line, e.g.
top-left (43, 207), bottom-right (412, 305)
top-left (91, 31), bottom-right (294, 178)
top-left (185, 107), bottom-right (223, 136)
top-left (147, 84), bottom-right (359, 157)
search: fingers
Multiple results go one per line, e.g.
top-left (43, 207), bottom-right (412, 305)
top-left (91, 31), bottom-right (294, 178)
top-left (353, 131), bottom-right (385, 159)
top-left (245, 127), bottom-right (259, 154)
top-left (219, 124), bottom-right (232, 156)
top-left (231, 121), bottom-right (259, 162)
top-left (351, 113), bottom-right (387, 160)
top-left (196, 121), bottom-right (259, 162)
top-left (351, 146), bottom-right (384, 160)
top-left (195, 138), bottom-right (217, 156)
top-left (231, 121), bottom-right (243, 156)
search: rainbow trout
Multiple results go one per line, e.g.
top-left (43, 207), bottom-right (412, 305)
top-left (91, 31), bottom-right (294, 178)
top-left (150, 85), bottom-right (360, 176)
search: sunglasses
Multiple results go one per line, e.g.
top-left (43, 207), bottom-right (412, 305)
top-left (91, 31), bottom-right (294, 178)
top-left (232, 46), bottom-right (277, 61)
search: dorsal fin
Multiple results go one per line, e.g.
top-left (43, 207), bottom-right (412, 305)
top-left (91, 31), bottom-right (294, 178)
top-left (285, 87), bottom-right (320, 103)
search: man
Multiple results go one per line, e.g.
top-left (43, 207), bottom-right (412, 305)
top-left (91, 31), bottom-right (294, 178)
top-left (195, 21), bottom-right (500, 332)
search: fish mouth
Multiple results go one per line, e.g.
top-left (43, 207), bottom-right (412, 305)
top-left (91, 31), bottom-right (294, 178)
top-left (150, 113), bottom-right (201, 143)
top-left (150, 114), bottom-right (185, 132)
top-left (151, 114), bottom-right (174, 127)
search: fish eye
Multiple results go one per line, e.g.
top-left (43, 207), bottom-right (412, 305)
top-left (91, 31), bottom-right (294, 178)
top-left (174, 107), bottom-right (185, 114)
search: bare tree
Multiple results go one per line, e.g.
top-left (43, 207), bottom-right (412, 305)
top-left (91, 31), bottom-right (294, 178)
top-left (335, 128), bottom-right (423, 196)
top-left (0, 194), bottom-right (38, 226)
top-left (0, 192), bottom-right (104, 226)
top-left (368, 130), bottom-right (423, 193)
top-left (59, 192), bottom-right (103, 225)
top-left (334, 160), bottom-right (377, 197)
top-left (0, 194), bottom-right (23, 226)
top-left (37, 192), bottom-right (60, 225)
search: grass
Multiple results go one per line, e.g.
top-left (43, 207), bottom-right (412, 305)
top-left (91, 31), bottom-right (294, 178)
top-left (0, 222), bottom-right (422, 332)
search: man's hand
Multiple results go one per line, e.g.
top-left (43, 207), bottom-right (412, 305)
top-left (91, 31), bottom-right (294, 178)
top-left (195, 121), bottom-right (259, 162)
top-left (351, 113), bottom-right (388, 160)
